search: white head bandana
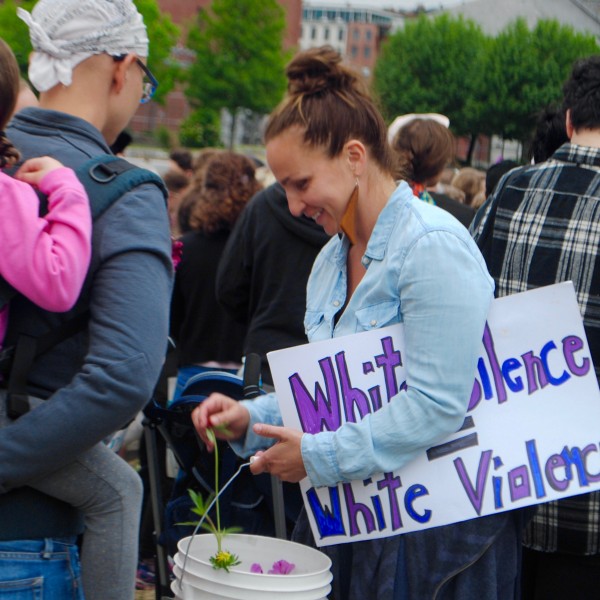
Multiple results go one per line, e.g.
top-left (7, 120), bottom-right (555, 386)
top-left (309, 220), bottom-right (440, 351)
top-left (18, 0), bottom-right (149, 92)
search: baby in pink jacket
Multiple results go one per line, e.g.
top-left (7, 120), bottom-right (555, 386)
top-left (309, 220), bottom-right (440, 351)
top-left (0, 155), bottom-right (91, 344)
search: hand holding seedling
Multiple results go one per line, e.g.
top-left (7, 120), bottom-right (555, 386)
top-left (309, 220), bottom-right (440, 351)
top-left (191, 393), bottom-right (250, 452)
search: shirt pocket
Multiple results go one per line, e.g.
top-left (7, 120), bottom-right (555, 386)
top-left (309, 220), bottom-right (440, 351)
top-left (304, 309), bottom-right (327, 340)
top-left (355, 300), bottom-right (399, 331)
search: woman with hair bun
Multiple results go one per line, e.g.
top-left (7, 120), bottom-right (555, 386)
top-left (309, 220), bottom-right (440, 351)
top-left (390, 116), bottom-right (477, 226)
top-left (392, 116), bottom-right (455, 204)
top-left (193, 46), bottom-right (524, 598)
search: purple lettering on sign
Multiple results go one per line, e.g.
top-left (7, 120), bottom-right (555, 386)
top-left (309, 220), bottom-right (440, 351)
top-left (545, 454), bottom-right (569, 492)
top-left (336, 351), bottom-right (370, 423)
top-left (343, 483), bottom-right (377, 536)
top-left (482, 323), bottom-right (507, 404)
top-left (580, 444), bottom-right (600, 483)
top-left (508, 465), bottom-right (531, 501)
top-left (521, 349), bottom-right (550, 394)
top-left (562, 335), bottom-right (591, 376)
top-left (559, 444), bottom-right (600, 487)
top-left (376, 472), bottom-right (403, 531)
top-left (454, 450), bottom-right (492, 515)
top-left (374, 336), bottom-right (403, 401)
top-left (368, 386), bottom-right (383, 412)
top-left (289, 356), bottom-right (342, 434)
top-left (468, 357), bottom-right (495, 410)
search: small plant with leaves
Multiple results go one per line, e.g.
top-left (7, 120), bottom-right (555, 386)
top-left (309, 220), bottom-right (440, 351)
top-left (179, 426), bottom-right (242, 572)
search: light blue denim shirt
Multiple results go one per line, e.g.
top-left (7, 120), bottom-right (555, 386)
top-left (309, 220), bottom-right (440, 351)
top-left (234, 181), bottom-right (493, 488)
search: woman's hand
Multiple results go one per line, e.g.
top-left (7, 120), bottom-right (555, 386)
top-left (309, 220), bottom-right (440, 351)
top-left (191, 393), bottom-right (250, 452)
top-left (249, 424), bottom-right (307, 483)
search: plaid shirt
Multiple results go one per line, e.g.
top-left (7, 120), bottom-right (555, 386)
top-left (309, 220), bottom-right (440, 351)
top-left (471, 142), bottom-right (600, 555)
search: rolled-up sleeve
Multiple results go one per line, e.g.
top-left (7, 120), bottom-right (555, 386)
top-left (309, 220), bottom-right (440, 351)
top-left (302, 230), bottom-right (493, 488)
top-left (229, 393), bottom-right (283, 458)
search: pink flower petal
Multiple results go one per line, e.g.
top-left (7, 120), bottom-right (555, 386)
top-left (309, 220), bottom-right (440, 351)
top-left (268, 559), bottom-right (295, 575)
top-left (250, 563), bottom-right (263, 574)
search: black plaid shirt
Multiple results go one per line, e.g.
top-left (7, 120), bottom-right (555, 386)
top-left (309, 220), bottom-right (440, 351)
top-left (471, 142), bottom-right (600, 555)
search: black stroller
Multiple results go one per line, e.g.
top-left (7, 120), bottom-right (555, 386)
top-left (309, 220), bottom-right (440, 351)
top-left (141, 354), bottom-right (291, 599)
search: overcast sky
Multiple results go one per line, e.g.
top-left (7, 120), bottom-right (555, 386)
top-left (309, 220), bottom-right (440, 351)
top-left (307, 0), bottom-right (470, 10)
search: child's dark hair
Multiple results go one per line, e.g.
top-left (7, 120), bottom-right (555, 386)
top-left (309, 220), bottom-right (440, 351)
top-left (562, 54), bottom-right (600, 131)
top-left (265, 46), bottom-right (394, 174)
top-left (0, 38), bottom-right (20, 168)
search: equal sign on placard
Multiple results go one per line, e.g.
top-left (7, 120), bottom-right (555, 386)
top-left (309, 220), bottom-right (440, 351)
top-left (426, 416), bottom-right (478, 461)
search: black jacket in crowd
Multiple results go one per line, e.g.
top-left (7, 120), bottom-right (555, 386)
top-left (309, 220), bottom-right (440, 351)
top-left (170, 229), bottom-right (247, 367)
top-left (216, 183), bottom-right (330, 385)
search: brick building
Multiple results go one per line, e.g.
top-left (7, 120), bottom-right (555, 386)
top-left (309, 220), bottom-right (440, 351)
top-left (299, 4), bottom-right (403, 79)
top-left (130, 0), bottom-right (301, 136)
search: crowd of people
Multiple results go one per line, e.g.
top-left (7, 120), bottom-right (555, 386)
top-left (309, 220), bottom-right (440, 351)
top-left (0, 1), bottom-right (598, 599)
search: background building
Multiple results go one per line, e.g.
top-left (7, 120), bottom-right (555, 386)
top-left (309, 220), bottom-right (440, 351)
top-left (300, 3), bottom-right (404, 78)
top-left (130, 0), bottom-right (302, 137)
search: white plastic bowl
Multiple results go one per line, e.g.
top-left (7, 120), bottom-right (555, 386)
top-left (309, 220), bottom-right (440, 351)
top-left (173, 563), bottom-right (331, 600)
top-left (175, 534), bottom-right (332, 593)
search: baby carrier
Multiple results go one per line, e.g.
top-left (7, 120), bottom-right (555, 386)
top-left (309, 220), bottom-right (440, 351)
top-left (0, 155), bottom-right (167, 417)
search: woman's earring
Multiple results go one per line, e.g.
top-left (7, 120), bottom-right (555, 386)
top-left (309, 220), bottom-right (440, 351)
top-left (340, 178), bottom-right (359, 245)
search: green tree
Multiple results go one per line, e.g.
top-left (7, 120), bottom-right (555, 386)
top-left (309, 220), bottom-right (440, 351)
top-left (374, 14), bottom-right (488, 141)
top-left (0, 1), bottom-right (35, 74)
top-left (179, 108), bottom-right (222, 149)
top-left (185, 0), bottom-right (288, 149)
top-left (477, 18), bottom-right (598, 145)
top-left (134, 0), bottom-right (180, 103)
top-left (0, 0), bottom-right (179, 101)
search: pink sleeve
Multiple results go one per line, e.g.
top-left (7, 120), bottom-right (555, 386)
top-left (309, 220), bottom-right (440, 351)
top-left (0, 168), bottom-right (91, 312)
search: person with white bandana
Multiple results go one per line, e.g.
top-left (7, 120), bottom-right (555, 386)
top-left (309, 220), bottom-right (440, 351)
top-left (0, 1), bottom-right (173, 599)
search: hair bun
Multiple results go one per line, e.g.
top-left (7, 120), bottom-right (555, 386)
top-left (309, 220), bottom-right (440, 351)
top-left (286, 45), bottom-right (357, 96)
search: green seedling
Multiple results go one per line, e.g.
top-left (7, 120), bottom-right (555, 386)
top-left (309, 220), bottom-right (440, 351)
top-left (178, 426), bottom-right (242, 572)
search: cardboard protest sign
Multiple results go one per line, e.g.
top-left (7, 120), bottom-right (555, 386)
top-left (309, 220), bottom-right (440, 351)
top-left (267, 282), bottom-right (600, 547)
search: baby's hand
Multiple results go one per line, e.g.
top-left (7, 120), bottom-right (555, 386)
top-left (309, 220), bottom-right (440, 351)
top-left (15, 156), bottom-right (65, 187)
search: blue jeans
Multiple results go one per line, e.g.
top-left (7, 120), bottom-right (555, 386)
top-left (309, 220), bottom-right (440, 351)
top-left (0, 538), bottom-right (84, 599)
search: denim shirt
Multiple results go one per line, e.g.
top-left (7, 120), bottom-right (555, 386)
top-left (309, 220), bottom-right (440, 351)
top-left (235, 181), bottom-right (494, 489)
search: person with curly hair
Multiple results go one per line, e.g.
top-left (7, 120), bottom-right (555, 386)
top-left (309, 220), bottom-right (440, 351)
top-left (170, 151), bottom-right (262, 399)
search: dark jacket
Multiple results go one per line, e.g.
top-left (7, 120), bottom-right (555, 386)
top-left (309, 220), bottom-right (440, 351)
top-left (430, 191), bottom-right (476, 228)
top-left (170, 229), bottom-right (246, 366)
top-left (216, 183), bottom-right (330, 385)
